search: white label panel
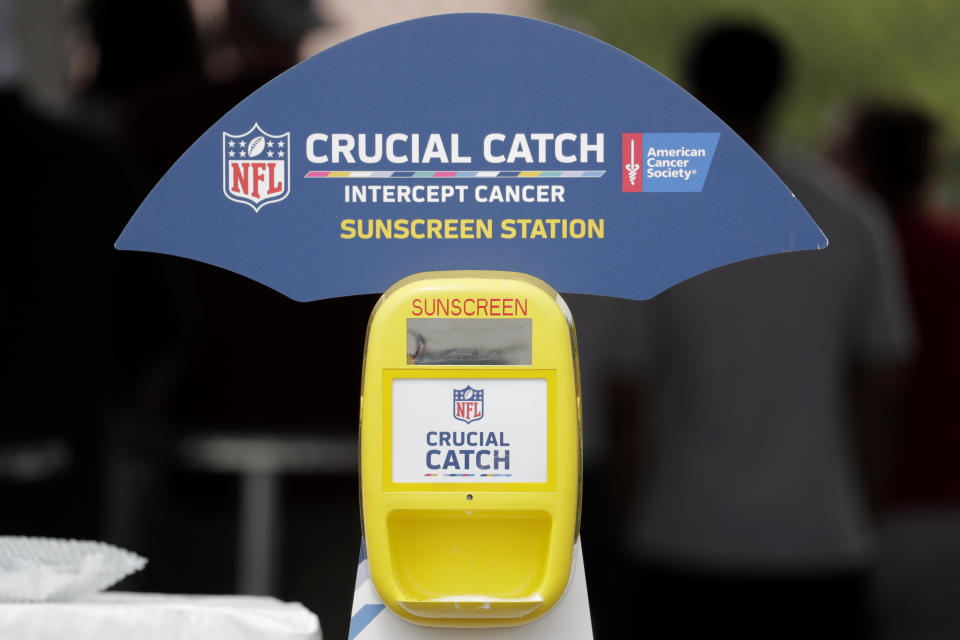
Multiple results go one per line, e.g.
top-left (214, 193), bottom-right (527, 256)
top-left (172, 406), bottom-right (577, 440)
top-left (392, 378), bottom-right (547, 483)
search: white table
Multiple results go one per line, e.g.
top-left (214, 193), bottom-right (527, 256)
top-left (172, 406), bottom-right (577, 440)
top-left (0, 592), bottom-right (321, 640)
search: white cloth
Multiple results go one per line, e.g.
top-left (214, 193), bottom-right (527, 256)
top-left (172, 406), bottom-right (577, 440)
top-left (0, 537), bottom-right (145, 602)
top-left (624, 153), bottom-right (915, 569)
top-left (0, 592), bottom-right (322, 640)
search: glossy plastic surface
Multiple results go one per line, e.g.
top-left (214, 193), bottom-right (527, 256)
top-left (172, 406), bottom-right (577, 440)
top-left (360, 271), bottom-right (582, 627)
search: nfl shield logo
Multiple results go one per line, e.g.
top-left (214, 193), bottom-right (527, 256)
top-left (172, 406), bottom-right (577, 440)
top-left (222, 123), bottom-right (290, 212)
top-left (453, 386), bottom-right (484, 424)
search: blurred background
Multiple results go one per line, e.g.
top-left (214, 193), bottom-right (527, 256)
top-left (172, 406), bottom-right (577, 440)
top-left (2, 1), bottom-right (958, 638)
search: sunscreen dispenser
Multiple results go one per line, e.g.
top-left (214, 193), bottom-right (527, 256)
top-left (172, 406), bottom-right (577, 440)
top-left (360, 271), bottom-right (582, 627)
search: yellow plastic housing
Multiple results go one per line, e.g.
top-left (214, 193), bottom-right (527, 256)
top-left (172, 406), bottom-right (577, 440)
top-left (360, 271), bottom-right (582, 627)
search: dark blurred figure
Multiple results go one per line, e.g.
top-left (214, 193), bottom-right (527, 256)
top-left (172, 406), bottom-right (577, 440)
top-left (685, 24), bottom-right (784, 150)
top-left (564, 293), bottom-right (646, 640)
top-left (224, 0), bottom-right (321, 83)
top-left (85, 0), bottom-right (201, 104)
top-left (80, 2), bottom-right (364, 636)
top-left (830, 104), bottom-right (960, 509)
top-left (82, 0), bottom-right (321, 182)
top-left (100, 0), bottom-right (341, 481)
top-left (0, 0), bottom-right (156, 539)
top-left (82, 0), bottom-right (204, 179)
top-left (617, 24), bottom-right (914, 639)
top-left (80, 0), bottom-right (210, 182)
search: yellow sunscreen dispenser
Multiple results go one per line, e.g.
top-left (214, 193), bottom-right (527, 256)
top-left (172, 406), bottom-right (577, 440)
top-left (360, 271), bottom-right (582, 627)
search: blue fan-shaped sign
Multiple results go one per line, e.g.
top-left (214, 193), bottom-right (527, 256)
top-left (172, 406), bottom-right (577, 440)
top-left (116, 13), bottom-right (826, 302)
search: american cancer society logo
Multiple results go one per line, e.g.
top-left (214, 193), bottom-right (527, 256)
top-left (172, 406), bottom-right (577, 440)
top-left (621, 132), bottom-right (719, 193)
top-left (222, 123), bottom-right (290, 212)
top-left (453, 386), bottom-right (484, 424)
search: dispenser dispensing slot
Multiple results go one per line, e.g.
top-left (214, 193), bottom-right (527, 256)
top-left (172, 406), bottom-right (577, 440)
top-left (387, 509), bottom-right (552, 619)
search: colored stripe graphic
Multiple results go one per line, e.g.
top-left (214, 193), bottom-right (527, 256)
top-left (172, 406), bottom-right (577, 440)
top-left (348, 604), bottom-right (385, 640)
top-left (424, 473), bottom-right (513, 477)
top-left (304, 170), bottom-right (606, 178)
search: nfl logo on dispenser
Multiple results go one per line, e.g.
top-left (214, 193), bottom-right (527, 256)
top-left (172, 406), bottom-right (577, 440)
top-left (453, 386), bottom-right (484, 424)
top-left (222, 123), bottom-right (290, 212)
